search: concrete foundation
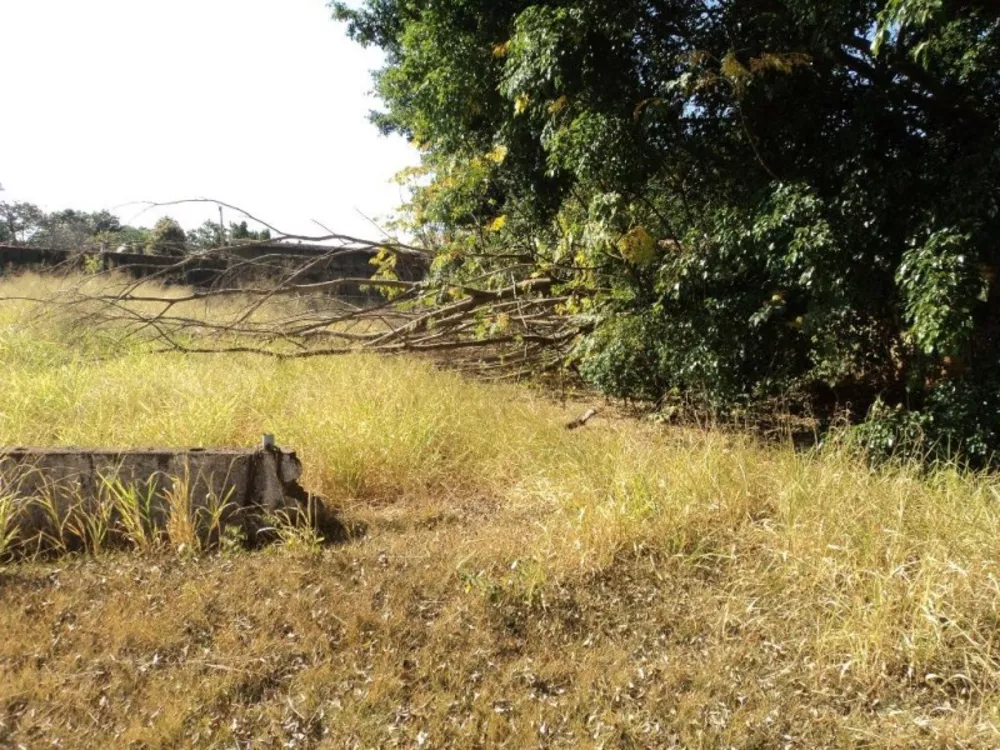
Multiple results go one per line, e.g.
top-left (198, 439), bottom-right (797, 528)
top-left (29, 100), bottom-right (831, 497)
top-left (0, 443), bottom-right (337, 554)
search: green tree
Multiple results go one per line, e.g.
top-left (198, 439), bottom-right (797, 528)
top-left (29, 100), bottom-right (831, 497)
top-left (229, 220), bottom-right (270, 243)
top-left (0, 201), bottom-right (45, 245)
top-left (101, 225), bottom-right (150, 254)
top-left (334, 0), bottom-right (1000, 463)
top-left (187, 220), bottom-right (226, 251)
top-left (187, 220), bottom-right (272, 251)
top-left (31, 209), bottom-right (123, 251)
top-left (145, 217), bottom-right (188, 257)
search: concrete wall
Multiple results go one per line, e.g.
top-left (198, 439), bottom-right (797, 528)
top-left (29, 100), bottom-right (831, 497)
top-left (0, 445), bottom-right (337, 554)
top-left (0, 243), bottom-right (427, 293)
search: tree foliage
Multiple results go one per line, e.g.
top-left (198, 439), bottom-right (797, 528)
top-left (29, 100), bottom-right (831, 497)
top-left (0, 201), bottom-right (46, 246)
top-left (145, 217), bottom-right (188, 257)
top-left (30, 209), bottom-right (123, 251)
top-left (188, 220), bottom-right (272, 251)
top-left (0, 201), bottom-right (153, 252)
top-left (334, 0), bottom-right (1000, 463)
top-left (0, 200), bottom-right (278, 257)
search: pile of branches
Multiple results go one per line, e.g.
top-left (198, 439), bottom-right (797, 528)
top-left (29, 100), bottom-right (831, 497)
top-left (40, 203), bottom-right (589, 379)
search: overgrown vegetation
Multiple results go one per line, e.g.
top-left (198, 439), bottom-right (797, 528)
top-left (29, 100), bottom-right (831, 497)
top-left (4, 274), bottom-right (1000, 746)
top-left (332, 0), bottom-right (1000, 465)
top-left (0, 200), bottom-right (270, 255)
top-left (0, 464), bottom-right (258, 560)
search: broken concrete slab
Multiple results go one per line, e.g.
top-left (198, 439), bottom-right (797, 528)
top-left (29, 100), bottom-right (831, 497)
top-left (0, 441), bottom-right (340, 554)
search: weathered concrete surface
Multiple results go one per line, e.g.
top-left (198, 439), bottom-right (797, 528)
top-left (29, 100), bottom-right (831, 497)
top-left (0, 444), bottom-right (335, 552)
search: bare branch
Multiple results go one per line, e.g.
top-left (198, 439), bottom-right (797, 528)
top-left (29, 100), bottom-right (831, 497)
top-left (22, 214), bottom-right (591, 378)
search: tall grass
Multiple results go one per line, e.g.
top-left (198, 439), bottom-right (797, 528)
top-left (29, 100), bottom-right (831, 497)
top-left (4, 272), bottom-right (1000, 745)
top-left (0, 463), bottom-right (250, 558)
top-left (4, 273), bottom-right (1000, 564)
top-left (0, 482), bottom-right (19, 559)
top-left (100, 473), bottom-right (159, 549)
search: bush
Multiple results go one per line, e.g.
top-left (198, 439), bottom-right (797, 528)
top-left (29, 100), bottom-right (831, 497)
top-left (847, 375), bottom-right (1000, 468)
top-left (145, 217), bottom-right (188, 256)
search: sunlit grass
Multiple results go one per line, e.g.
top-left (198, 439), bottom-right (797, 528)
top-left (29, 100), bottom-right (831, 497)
top-left (2, 272), bottom-right (1000, 746)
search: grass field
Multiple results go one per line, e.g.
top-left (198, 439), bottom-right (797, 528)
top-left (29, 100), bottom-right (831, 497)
top-left (2, 273), bottom-right (1000, 747)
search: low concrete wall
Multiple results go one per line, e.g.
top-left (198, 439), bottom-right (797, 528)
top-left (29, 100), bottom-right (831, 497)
top-left (0, 243), bottom-right (428, 293)
top-left (0, 444), bottom-right (336, 553)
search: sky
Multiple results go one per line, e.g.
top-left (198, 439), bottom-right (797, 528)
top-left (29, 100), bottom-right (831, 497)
top-left (0, 0), bottom-right (419, 238)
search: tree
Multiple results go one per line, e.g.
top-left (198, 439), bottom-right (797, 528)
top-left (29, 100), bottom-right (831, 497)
top-left (0, 201), bottom-right (45, 245)
top-left (188, 220), bottom-right (272, 251)
top-left (333, 0), bottom-right (1000, 463)
top-left (187, 220), bottom-right (226, 251)
top-left (105, 225), bottom-right (150, 254)
top-left (31, 209), bottom-right (124, 251)
top-left (230, 220), bottom-right (270, 243)
top-left (145, 217), bottom-right (188, 256)
top-left (0, 202), bottom-right (137, 251)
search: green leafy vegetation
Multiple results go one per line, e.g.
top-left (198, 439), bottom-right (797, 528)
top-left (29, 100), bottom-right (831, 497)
top-left (144, 216), bottom-right (189, 256)
top-left (0, 201), bottom-right (271, 256)
top-left (333, 0), bottom-right (1000, 464)
top-left (187, 219), bottom-right (272, 251)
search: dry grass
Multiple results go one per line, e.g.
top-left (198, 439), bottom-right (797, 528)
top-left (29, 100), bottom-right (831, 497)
top-left (1, 272), bottom-right (1000, 747)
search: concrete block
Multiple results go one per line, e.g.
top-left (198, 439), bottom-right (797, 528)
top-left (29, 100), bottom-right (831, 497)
top-left (0, 443), bottom-right (336, 554)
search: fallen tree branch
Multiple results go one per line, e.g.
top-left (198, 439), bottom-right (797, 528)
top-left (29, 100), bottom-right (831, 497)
top-left (20, 204), bottom-right (591, 377)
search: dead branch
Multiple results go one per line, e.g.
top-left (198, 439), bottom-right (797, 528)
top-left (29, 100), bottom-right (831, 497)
top-left (17, 203), bottom-right (592, 376)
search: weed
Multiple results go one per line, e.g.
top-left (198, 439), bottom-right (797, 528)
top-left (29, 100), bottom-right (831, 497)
top-left (3, 273), bottom-right (1000, 746)
top-left (100, 473), bottom-right (160, 550)
top-left (0, 483), bottom-right (19, 560)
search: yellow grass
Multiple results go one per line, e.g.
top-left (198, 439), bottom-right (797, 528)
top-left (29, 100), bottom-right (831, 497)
top-left (1, 272), bottom-right (1000, 747)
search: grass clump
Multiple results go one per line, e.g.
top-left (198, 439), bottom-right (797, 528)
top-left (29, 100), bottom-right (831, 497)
top-left (1, 273), bottom-right (1000, 747)
top-left (0, 462), bottom-right (274, 559)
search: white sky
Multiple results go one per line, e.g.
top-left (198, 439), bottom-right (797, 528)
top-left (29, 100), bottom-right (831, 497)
top-left (0, 0), bottom-right (419, 238)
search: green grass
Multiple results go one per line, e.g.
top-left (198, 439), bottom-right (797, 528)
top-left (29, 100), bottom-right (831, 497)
top-left (2, 272), bottom-right (1000, 747)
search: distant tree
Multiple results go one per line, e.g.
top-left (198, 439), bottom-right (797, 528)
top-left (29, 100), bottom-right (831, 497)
top-left (188, 219), bottom-right (272, 251)
top-left (187, 220), bottom-right (226, 251)
top-left (0, 200), bottom-right (152, 253)
top-left (112, 226), bottom-right (151, 253)
top-left (230, 221), bottom-right (270, 243)
top-left (0, 201), bottom-right (45, 245)
top-left (31, 209), bottom-right (125, 251)
top-left (89, 210), bottom-right (122, 235)
top-left (145, 217), bottom-right (188, 256)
